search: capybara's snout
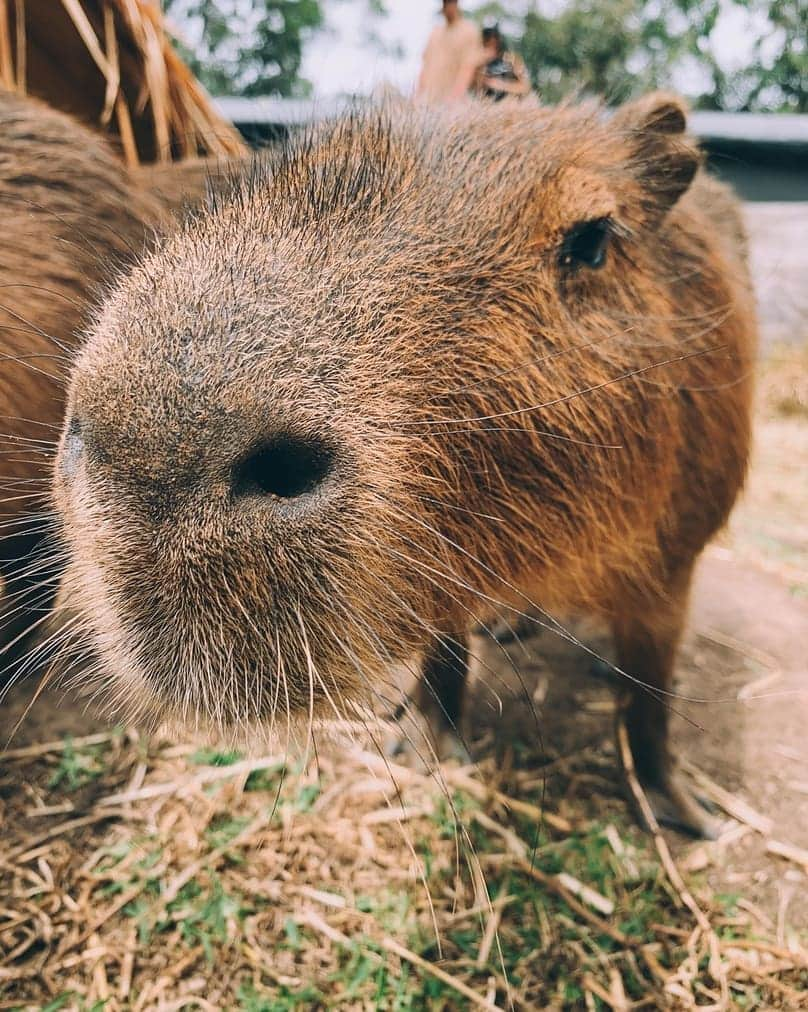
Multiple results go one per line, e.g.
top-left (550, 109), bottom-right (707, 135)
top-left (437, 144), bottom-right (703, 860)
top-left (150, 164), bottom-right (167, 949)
top-left (52, 235), bottom-right (423, 734)
top-left (54, 366), bottom-right (383, 734)
top-left (61, 402), bottom-right (339, 515)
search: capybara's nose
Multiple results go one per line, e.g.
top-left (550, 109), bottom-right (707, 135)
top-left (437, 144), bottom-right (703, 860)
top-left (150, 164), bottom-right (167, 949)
top-left (230, 434), bottom-right (335, 503)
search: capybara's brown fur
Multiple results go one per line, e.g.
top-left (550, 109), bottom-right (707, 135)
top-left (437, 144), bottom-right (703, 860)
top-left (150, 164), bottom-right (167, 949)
top-left (53, 94), bottom-right (757, 836)
top-left (0, 91), bottom-right (224, 647)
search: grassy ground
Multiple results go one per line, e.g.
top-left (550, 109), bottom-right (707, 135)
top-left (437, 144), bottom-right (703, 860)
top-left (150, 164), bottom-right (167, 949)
top-left (1, 723), bottom-right (806, 1011)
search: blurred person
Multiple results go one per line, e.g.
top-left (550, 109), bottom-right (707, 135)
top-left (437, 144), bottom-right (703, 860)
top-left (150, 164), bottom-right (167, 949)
top-left (474, 24), bottom-right (531, 101)
top-left (416, 0), bottom-right (481, 104)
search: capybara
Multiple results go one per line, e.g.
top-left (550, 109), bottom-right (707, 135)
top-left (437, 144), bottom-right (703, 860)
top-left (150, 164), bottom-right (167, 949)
top-left (0, 91), bottom-right (226, 654)
top-left (52, 94), bottom-right (757, 837)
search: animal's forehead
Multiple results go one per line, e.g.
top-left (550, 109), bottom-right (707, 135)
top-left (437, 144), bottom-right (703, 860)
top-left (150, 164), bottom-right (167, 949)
top-left (237, 102), bottom-right (622, 236)
top-left (84, 101), bottom-right (626, 373)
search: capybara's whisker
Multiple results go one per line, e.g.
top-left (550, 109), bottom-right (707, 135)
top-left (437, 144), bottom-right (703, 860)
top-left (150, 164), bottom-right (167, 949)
top-left (0, 558), bottom-right (65, 604)
top-left (4, 192), bottom-right (149, 272)
top-left (0, 613), bottom-right (83, 710)
top-left (381, 507), bottom-right (706, 742)
top-left (438, 329), bottom-right (631, 399)
top-left (407, 424), bottom-right (624, 448)
top-left (0, 414), bottom-right (62, 431)
top-left (0, 512), bottom-right (57, 532)
top-left (0, 281), bottom-right (87, 316)
top-left (392, 508), bottom-right (685, 700)
top-left (379, 537), bottom-right (543, 721)
top-left (0, 526), bottom-right (58, 548)
top-left (3, 613), bottom-right (83, 689)
top-left (0, 301), bottom-right (79, 358)
top-left (0, 492), bottom-right (50, 506)
top-left (331, 613), bottom-right (488, 927)
top-left (0, 343), bottom-right (71, 368)
top-left (0, 435), bottom-right (59, 449)
top-left (413, 495), bottom-right (507, 525)
top-left (371, 535), bottom-right (516, 708)
top-left (401, 343), bottom-right (726, 428)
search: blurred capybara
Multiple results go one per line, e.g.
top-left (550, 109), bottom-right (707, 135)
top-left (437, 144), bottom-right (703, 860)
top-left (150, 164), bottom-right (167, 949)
top-left (53, 94), bottom-right (756, 837)
top-left (0, 91), bottom-right (226, 650)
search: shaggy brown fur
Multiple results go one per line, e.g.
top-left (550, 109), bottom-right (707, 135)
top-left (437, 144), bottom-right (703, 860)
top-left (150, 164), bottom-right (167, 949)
top-left (52, 94), bottom-right (757, 837)
top-left (0, 90), bottom-right (218, 648)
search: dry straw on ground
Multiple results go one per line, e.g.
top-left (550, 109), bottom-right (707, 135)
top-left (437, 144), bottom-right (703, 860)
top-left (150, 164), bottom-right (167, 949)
top-left (0, 720), bottom-right (805, 1010)
top-left (0, 0), bottom-right (245, 164)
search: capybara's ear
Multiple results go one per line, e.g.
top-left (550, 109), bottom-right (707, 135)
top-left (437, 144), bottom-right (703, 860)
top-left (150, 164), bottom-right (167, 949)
top-left (614, 92), bottom-right (701, 216)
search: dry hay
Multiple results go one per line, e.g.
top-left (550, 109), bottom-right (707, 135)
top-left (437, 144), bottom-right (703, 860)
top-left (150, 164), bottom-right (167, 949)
top-left (0, 0), bottom-right (246, 164)
top-left (0, 721), bottom-right (806, 1010)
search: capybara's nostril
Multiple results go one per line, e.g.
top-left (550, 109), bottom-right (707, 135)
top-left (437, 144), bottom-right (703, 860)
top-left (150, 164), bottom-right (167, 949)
top-left (232, 435), bottom-right (335, 501)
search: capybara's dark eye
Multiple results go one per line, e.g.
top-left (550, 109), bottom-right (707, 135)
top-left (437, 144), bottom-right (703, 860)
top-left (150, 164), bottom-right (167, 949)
top-left (559, 218), bottom-right (613, 271)
top-left (232, 435), bottom-right (334, 501)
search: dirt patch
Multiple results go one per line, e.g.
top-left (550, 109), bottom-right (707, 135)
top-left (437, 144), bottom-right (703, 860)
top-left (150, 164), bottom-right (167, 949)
top-left (744, 203), bottom-right (808, 349)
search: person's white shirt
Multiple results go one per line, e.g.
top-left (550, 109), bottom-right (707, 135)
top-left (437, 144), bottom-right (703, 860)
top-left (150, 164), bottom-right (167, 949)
top-left (416, 16), bottom-right (481, 103)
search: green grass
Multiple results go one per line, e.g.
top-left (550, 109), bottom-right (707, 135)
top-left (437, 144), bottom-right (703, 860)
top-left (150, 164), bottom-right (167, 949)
top-left (190, 747), bottom-right (244, 766)
top-left (176, 877), bottom-right (243, 962)
top-left (7, 730), bottom-right (805, 1010)
top-left (47, 737), bottom-right (108, 791)
top-left (37, 997), bottom-right (109, 1012)
top-left (237, 980), bottom-right (325, 1011)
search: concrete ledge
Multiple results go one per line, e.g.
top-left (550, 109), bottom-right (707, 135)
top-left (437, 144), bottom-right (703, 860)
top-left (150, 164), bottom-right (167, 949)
top-left (214, 96), bottom-right (808, 143)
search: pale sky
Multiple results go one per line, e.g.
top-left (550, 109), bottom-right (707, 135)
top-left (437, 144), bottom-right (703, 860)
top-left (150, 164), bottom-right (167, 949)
top-left (301, 1), bottom-right (437, 98)
top-left (300, 0), bottom-right (765, 101)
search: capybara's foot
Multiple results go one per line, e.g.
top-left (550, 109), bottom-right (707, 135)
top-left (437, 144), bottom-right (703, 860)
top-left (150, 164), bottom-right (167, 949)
top-left (385, 703), bottom-right (471, 770)
top-left (638, 770), bottom-right (723, 840)
top-left (617, 689), bottom-right (725, 840)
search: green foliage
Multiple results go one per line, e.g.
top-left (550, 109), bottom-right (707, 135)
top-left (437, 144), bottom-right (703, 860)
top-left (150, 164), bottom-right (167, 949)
top-left (294, 781), bottom-right (321, 811)
top-left (518, 0), bottom-right (663, 104)
top-left (244, 763), bottom-right (284, 791)
top-left (166, 0), bottom-right (324, 97)
top-left (40, 997), bottom-right (77, 1012)
top-left (175, 877), bottom-right (244, 961)
top-left (472, 0), bottom-right (806, 112)
top-left (39, 997), bottom-right (108, 1012)
top-left (205, 814), bottom-right (253, 850)
top-left (736, 0), bottom-right (807, 112)
top-left (237, 980), bottom-right (325, 1010)
top-left (48, 737), bottom-right (107, 791)
top-left (191, 746), bottom-right (243, 765)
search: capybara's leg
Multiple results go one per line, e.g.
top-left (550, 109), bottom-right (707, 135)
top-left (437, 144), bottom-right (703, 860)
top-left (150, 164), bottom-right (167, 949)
top-left (418, 635), bottom-right (468, 732)
top-left (612, 592), bottom-right (721, 839)
top-left (390, 634), bottom-right (471, 766)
